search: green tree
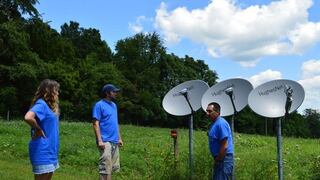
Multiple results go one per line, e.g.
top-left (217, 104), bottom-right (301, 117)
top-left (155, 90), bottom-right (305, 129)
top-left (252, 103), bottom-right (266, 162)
top-left (183, 55), bottom-right (218, 86)
top-left (304, 109), bottom-right (320, 138)
top-left (25, 18), bottom-right (75, 63)
top-left (114, 33), bottom-right (168, 125)
top-left (114, 33), bottom-right (219, 127)
top-left (60, 21), bottom-right (112, 62)
top-left (235, 106), bottom-right (265, 134)
top-left (0, 20), bottom-right (43, 116)
top-left (0, 0), bottom-right (39, 22)
top-left (282, 111), bottom-right (310, 137)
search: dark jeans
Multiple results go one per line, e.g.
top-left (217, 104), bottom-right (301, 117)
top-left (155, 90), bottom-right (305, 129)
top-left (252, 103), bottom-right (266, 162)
top-left (212, 154), bottom-right (234, 180)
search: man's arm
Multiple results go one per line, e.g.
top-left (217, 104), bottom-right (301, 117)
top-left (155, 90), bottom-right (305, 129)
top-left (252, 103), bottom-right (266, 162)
top-left (215, 138), bottom-right (228, 161)
top-left (118, 128), bottom-right (123, 147)
top-left (92, 119), bottom-right (105, 149)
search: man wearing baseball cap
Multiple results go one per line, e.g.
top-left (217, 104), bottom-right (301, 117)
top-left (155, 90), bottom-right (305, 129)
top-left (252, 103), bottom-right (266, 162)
top-left (92, 83), bottom-right (123, 180)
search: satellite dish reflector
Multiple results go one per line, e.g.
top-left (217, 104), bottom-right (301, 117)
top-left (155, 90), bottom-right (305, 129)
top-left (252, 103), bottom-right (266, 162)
top-left (201, 78), bottom-right (253, 116)
top-left (248, 79), bottom-right (305, 118)
top-left (162, 80), bottom-right (209, 116)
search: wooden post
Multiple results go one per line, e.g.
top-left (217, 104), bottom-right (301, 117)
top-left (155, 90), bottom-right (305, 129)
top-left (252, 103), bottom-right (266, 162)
top-left (174, 137), bottom-right (179, 160)
top-left (171, 129), bottom-right (179, 160)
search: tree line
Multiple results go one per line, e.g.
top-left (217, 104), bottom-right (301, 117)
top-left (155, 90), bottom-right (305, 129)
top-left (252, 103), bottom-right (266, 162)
top-left (1, 0), bottom-right (320, 138)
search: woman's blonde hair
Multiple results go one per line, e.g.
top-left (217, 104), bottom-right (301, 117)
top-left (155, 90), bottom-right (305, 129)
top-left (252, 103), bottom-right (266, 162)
top-left (31, 79), bottom-right (60, 114)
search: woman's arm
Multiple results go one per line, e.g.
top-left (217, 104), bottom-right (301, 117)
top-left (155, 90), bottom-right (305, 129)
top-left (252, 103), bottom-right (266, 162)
top-left (24, 111), bottom-right (46, 139)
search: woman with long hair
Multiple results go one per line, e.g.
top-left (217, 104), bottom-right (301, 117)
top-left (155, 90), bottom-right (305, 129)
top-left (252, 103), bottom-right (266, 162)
top-left (24, 79), bottom-right (60, 180)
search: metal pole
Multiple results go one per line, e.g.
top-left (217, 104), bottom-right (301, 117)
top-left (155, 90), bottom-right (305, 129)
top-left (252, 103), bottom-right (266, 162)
top-left (226, 92), bottom-right (236, 180)
top-left (276, 118), bottom-right (283, 180)
top-left (7, 110), bottom-right (10, 121)
top-left (181, 92), bottom-right (194, 179)
top-left (225, 91), bottom-right (236, 135)
top-left (189, 114), bottom-right (193, 179)
top-left (231, 114), bottom-right (235, 180)
top-left (265, 117), bottom-right (268, 136)
top-left (231, 114), bottom-right (234, 135)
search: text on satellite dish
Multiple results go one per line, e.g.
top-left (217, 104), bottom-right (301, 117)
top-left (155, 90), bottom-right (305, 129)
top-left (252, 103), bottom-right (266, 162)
top-left (210, 84), bottom-right (234, 97)
top-left (258, 84), bottom-right (285, 96)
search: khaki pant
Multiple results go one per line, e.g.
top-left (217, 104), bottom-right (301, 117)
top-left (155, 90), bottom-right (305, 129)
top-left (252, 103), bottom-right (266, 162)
top-left (98, 142), bottom-right (120, 175)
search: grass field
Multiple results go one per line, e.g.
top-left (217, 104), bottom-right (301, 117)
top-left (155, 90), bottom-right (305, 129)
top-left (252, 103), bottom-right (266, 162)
top-left (0, 120), bottom-right (319, 179)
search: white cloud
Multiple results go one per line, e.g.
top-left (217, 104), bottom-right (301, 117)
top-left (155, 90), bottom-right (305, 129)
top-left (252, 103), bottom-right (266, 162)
top-left (301, 59), bottom-right (320, 78)
top-left (155, 0), bottom-right (320, 66)
top-left (298, 76), bottom-right (320, 112)
top-left (248, 69), bottom-right (282, 87)
top-left (289, 22), bottom-right (320, 54)
top-left (299, 60), bottom-right (320, 112)
top-left (129, 16), bottom-right (150, 34)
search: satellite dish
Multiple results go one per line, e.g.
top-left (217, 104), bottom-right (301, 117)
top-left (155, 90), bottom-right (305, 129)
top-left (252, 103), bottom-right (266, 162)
top-left (201, 78), bottom-right (253, 116)
top-left (248, 79), bottom-right (305, 118)
top-left (248, 79), bottom-right (305, 180)
top-left (162, 80), bottom-right (209, 116)
top-left (162, 80), bottom-right (209, 178)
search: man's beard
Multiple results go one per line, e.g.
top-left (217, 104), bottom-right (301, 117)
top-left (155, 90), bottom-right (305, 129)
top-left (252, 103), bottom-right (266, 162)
top-left (110, 96), bottom-right (116, 101)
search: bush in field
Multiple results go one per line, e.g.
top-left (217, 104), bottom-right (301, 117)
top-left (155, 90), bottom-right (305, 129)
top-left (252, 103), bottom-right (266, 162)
top-left (311, 155), bottom-right (320, 179)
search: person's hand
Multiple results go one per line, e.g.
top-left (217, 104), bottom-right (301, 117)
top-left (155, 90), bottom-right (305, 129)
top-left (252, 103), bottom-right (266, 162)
top-left (32, 129), bottom-right (46, 140)
top-left (97, 140), bottom-right (105, 150)
top-left (214, 158), bottom-right (222, 166)
top-left (118, 139), bottom-right (123, 147)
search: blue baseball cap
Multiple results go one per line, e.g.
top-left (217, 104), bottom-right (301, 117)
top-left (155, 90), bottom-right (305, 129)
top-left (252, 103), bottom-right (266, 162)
top-left (102, 84), bottom-right (120, 94)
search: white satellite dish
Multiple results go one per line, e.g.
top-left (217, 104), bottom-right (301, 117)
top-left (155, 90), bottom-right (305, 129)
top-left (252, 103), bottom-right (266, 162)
top-left (162, 80), bottom-right (209, 178)
top-left (248, 79), bottom-right (305, 118)
top-left (201, 78), bottom-right (253, 116)
top-left (162, 80), bottom-right (209, 116)
top-left (248, 79), bottom-right (305, 180)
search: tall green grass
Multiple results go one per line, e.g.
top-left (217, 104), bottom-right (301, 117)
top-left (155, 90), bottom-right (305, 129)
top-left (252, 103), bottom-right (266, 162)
top-left (0, 120), bottom-right (319, 179)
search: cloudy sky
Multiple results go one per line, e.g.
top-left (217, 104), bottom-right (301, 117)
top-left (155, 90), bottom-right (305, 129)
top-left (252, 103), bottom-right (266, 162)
top-left (36, 0), bottom-right (320, 113)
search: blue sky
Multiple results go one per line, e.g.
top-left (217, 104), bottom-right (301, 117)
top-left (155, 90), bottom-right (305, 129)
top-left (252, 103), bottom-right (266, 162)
top-left (36, 0), bottom-right (320, 112)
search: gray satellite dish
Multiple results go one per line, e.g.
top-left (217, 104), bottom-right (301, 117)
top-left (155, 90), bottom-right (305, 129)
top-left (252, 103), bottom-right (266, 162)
top-left (248, 79), bottom-right (305, 118)
top-left (163, 80), bottom-right (209, 116)
top-left (248, 79), bottom-right (305, 180)
top-left (162, 80), bottom-right (209, 178)
top-left (201, 78), bottom-right (253, 116)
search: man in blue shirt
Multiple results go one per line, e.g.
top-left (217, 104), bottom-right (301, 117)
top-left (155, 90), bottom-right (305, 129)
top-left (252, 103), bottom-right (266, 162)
top-left (206, 102), bottom-right (234, 180)
top-left (92, 84), bottom-right (123, 180)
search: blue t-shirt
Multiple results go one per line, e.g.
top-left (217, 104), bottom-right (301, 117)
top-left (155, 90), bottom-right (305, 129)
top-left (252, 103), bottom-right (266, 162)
top-left (92, 99), bottom-right (119, 143)
top-left (29, 99), bottom-right (59, 165)
top-left (208, 116), bottom-right (233, 157)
